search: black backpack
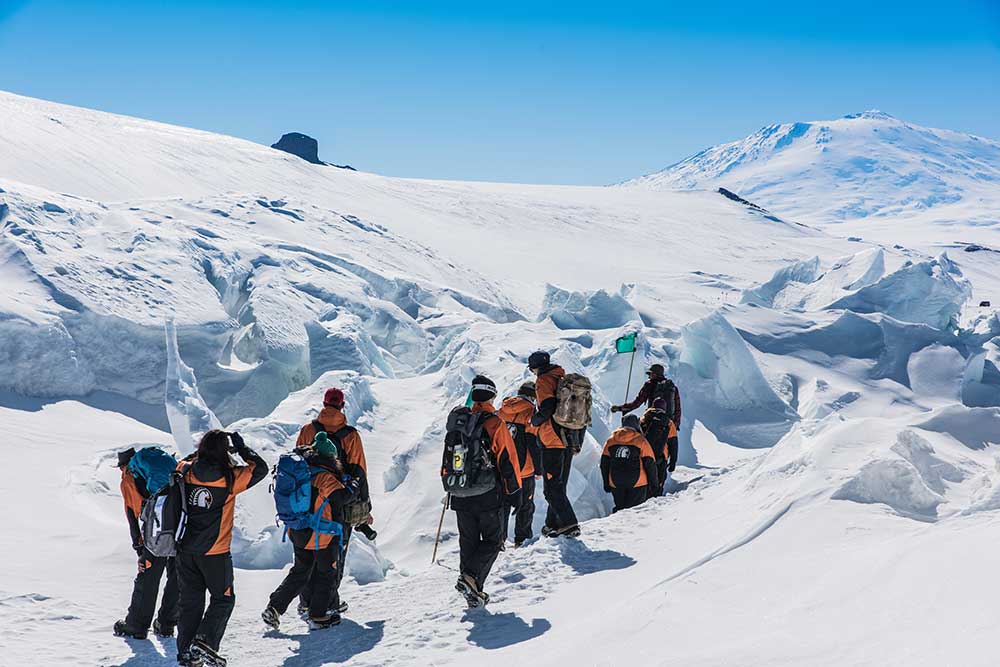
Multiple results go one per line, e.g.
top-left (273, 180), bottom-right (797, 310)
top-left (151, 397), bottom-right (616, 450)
top-left (642, 410), bottom-right (671, 461)
top-left (442, 407), bottom-right (497, 498)
top-left (649, 379), bottom-right (677, 420)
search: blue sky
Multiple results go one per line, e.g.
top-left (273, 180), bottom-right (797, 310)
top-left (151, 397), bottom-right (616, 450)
top-left (1, 1), bottom-right (998, 184)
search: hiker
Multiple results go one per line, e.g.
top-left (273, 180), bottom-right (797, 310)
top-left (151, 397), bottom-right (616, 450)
top-left (262, 432), bottom-right (358, 631)
top-left (600, 414), bottom-right (658, 512)
top-left (113, 447), bottom-right (179, 640)
top-left (175, 430), bottom-right (267, 667)
top-left (528, 351), bottom-right (582, 538)
top-left (293, 387), bottom-right (373, 615)
top-left (497, 380), bottom-right (541, 547)
top-left (443, 375), bottom-right (522, 607)
top-left (640, 398), bottom-right (679, 498)
top-left (611, 363), bottom-right (682, 427)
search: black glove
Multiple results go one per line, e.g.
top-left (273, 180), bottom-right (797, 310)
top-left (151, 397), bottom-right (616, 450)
top-left (610, 405), bottom-right (622, 413)
top-left (229, 431), bottom-right (246, 451)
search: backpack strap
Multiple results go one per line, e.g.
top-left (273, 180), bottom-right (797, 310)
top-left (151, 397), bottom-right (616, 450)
top-left (312, 420), bottom-right (326, 435)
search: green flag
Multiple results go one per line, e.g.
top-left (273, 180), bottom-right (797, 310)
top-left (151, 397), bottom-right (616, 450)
top-left (615, 332), bottom-right (637, 354)
top-left (464, 389), bottom-right (474, 408)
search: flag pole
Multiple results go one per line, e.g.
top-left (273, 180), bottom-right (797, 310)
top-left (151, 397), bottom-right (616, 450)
top-left (624, 345), bottom-right (636, 404)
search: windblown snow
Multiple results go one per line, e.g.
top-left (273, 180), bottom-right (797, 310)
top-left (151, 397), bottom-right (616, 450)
top-left (2, 90), bottom-right (1000, 666)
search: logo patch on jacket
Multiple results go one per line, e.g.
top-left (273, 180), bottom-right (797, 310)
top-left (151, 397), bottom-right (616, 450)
top-left (189, 487), bottom-right (214, 509)
top-left (614, 447), bottom-right (632, 459)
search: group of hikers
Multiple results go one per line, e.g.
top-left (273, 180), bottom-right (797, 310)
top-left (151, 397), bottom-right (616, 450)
top-left (112, 351), bottom-right (681, 666)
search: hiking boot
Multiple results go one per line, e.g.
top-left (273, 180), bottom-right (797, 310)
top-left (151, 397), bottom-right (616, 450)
top-left (513, 538), bottom-right (528, 548)
top-left (261, 606), bottom-right (280, 630)
top-left (113, 620), bottom-right (148, 640)
top-left (153, 619), bottom-right (175, 637)
top-left (556, 523), bottom-right (581, 538)
top-left (540, 526), bottom-right (556, 538)
top-left (308, 613), bottom-right (341, 630)
top-left (191, 638), bottom-right (227, 667)
top-left (296, 602), bottom-right (309, 618)
top-left (455, 573), bottom-right (484, 608)
top-left (177, 650), bottom-right (203, 667)
top-left (333, 600), bottom-right (349, 615)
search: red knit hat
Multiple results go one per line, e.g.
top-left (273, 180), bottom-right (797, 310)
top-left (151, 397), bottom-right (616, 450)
top-left (323, 387), bottom-right (345, 408)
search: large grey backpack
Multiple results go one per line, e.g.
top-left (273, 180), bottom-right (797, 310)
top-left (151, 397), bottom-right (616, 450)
top-left (552, 373), bottom-right (593, 431)
top-left (140, 465), bottom-right (189, 557)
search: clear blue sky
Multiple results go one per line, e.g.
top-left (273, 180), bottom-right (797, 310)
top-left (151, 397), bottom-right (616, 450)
top-left (1, 1), bottom-right (998, 184)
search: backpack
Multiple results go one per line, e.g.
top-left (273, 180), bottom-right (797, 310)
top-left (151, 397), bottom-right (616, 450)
top-left (552, 373), bottom-right (593, 431)
top-left (642, 410), bottom-right (671, 461)
top-left (441, 406), bottom-right (497, 498)
top-left (310, 421), bottom-right (372, 526)
top-left (650, 379), bottom-right (677, 421)
top-left (273, 451), bottom-right (345, 548)
top-left (607, 444), bottom-right (642, 489)
top-left (140, 464), bottom-right (189, 557)
top-left (128, 446), bottom-right (177, 496)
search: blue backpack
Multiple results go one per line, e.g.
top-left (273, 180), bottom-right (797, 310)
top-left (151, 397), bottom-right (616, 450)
top-left (128, 446), bottom-right (177, 496)
top-left (273, 452), bottom-right (343, 548)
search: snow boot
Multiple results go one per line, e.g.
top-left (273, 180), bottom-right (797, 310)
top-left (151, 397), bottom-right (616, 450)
top-left (334, 600), bottom-right (349, 615)
top-left (261, 606), bottom-right (280, 630)
top-left (555, 523), bottom-right (581, 538)
top-left (513, 538), bottom-right (526, 548)
top-left (153, 619), bottom-right (175, 637)
top-left (176, 650), bottom-right (203, 667)
top-left (191, 638), bottom-right (226, 667)
top-left (113, 620), bottom-right (148, 640)
top-left (296, 602), bottom-right (309, 618)
top-left (540, 526), bottom-right (556, 538)
top-left (308, 613), bottom-right (341, 630)
top-left (455, 574), bottom-right (484, 608)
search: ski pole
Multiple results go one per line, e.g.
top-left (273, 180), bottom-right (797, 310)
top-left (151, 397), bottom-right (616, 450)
top-left (431, 493), bottom-right (450, 564)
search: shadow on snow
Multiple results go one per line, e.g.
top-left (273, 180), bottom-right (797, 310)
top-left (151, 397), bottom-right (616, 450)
top-left (462, 609), bottom-right (551, 649)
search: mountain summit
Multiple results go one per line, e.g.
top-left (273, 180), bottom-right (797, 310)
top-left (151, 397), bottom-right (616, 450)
top-left (623, 111), bottom-right (1000, 227)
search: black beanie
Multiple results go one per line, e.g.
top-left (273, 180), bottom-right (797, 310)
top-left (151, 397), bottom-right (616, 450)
top-left (470, 375), bottom-right (497, 403)
top-left (116, 447), bottom-right (136, 468)
top-left (518, 381), bottom-right (536, 399)
top-left (622, 414), bottom-right (641, 431)
top-left (528, 351), bottom-right (550, 370)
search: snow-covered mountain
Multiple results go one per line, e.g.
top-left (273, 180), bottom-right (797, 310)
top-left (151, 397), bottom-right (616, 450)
top-left (623, 110), bottom-right (1000, 229)
top-left (2, 91), bottom-right (1000, 667)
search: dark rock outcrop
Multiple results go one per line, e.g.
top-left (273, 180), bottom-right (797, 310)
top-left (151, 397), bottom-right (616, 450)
top-left (271, 132), bottom-right (323, 165)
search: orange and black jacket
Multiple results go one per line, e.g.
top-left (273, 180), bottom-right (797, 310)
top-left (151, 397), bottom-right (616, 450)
top-left (640, 408), bottom-right (679, 467)
top-left (600, 427), bottom-right (658, 490)
top-left (296, 407), bottom-right (369, 502)
top-left (620, 377), bottom-right (682, 425)
top-left (294, 458), bottom-right (353, 551)
top-left (497, 395), bottom-right (540, 478)
top-left (449, 401), bottom-right (522, 513)
top-left (177, 445), bottom-right (267, 556)
top-left (121, 471), bottom-right (149, 553)
top-left (530, 364), bottom-right (568, 449)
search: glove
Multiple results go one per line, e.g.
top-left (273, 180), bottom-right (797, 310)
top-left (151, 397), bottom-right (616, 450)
top-left (229, 431), bottom-right (246, 451)
top-left (506, 489), bottom-right (523, 510)
top-left (610, 405), bottom-right (622, 413)
top-left (137, 556), bottom-right (148, 573)
top-left (343, 476), bottom-right (361, 496)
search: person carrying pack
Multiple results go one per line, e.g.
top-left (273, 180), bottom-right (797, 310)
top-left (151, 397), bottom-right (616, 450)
top-left (293, 387), bottom-right (372, 615)
top-left (113, 446), bottom-right (180, 641)
top-left (600, 415), bottom-right (658, 512)
top-left (641, 398), bottom-right (679, 498)
top-left (443, 375), bottom-right (522, 608)
top-left (262, 432), bottom-right (358, 630)
top-left (528, 351), bottom-right (585, 538)
top-left (175, 430), bottom-right (267, 667)
top-left (497, 381), bottom-right (541, 547)
top-left (612, 363), bottom-right (682, 428)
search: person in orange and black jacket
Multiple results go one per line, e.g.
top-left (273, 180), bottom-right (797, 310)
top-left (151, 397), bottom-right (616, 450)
top-left (450, 375), bottom-right (522, 606)
top-left (175, 430), bottom-right (267, 667)
top-left (262, 432), bottom-right (358, 631)
top-left (528, 351), bottom-right (581, 538)
top-left (293, 387), bottom-right (372, 613)
top-left (612, 363), bottom-right (682, 428)
top-left (601, 414), bottom-right (658, 512)
top-left (497, 380), bottom-right (541, 547)
top-left (113, 447), bottom-right (179, 640)
top-left (640, 398), bottom-right (679, 498)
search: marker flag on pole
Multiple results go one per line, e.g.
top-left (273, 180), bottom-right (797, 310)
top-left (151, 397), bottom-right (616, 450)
top-left (615, 332), bottom-right (637, 354)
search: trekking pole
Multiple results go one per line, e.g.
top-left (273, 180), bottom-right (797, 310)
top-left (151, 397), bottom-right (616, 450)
top-left (431, 493), bottom-right (450, 564)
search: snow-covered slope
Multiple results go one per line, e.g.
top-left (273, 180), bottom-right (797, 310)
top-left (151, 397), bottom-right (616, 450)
top-left (623, 110), bottom-right (1000, 231)
top-left (2, 91), bottom-right (1000, 667)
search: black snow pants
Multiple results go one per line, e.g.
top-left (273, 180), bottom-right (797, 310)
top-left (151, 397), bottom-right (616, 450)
top-left (125, 549), bottom-right (179, 631)
top-left (542, 447), bottom-right (579, 531)
top-left (455, 508), bottom-right (504, 590)
top-left (611, 486), bottom-right (648, 513)
top-left (270, 530), bottom-right (341, 618)
top-left (176, 552), bottom-right (235, 655)
top-left (501, 476), bottom-right (536, 543)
